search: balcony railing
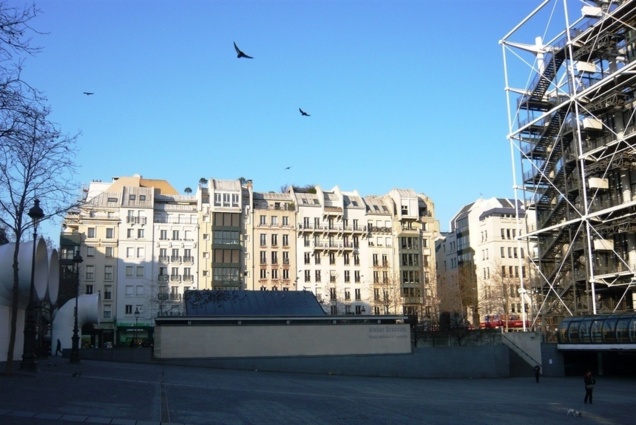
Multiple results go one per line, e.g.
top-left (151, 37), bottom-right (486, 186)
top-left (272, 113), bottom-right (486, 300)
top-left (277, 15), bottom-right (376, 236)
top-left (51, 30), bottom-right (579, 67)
top-left (126, 216), bottom-right (148, 224)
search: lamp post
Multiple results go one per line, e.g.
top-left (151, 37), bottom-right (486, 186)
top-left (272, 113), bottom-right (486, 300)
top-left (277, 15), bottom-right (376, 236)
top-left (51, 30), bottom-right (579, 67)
top-left (69, 250), bottom-right (83, 363)
top-left (133, 308), bottom-right (140, 347)
top-left (21, 199), bottom-right (44, 370)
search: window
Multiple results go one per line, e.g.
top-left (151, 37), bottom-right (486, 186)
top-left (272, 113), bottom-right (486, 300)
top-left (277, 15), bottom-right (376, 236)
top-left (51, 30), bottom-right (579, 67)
top-left (282, 269), bottom-right (289, 280)
top-left (105, 247), bottom-right (113, 258)
top-left (260, 251), bottom-right (267, 264)
top-left (126, 266), bottom-right (134, 277)
top-left (160, 230), bottom-right (167, 240)
top-left (103, 305), bottom-right (111, 320)
top-left (283, 251), bottom-right (289, 264)
top-left (344, 289), bottom-right (351, 300)
top-left (136, 266), bottom-right (144, 277)
top-left (330, 287), bottom-right (336, 300)
top-left (86, 246), bottom-right (95, 257)
top-left (315, 253), bottom-right (321, 265)
top-left (260, 234), bottom-right (266, 246)
top-left (172, 230), bottom-right (179, 240)
top-left (127, 229), bottom-right (134, 239)
top-left (106, 228), bottom-right (114, 239)
top-left (87, 228), bottom-right (96, 238)
top-left (85, 265), bottom-right (94, 280)
top-left (103, 285), bottom-right (112, 300)
top-left (344, 270), bottom-right (350, 282)
top-left (354, 271), bottom-right (360, 283)
top-left (260, 269), bottom-right (267, 279)
top-left (355, 288), bottom-right (361, 300)
top-left (137, 247), bottom-right (145, 258)
top-left (304, 252), bottom-right (310, 264)
top-left (271, 216), bottom-right (278, 226)
top-left (271, 269), bottom-right (278, 280)
top-left (304, 270), bottom-right (311, 282)
top-left (271, 234), bottom-right (278, 246)
top-left (373, 254), bottom-right (378, 266)
top-left (85, 285), bottom-right (93, 294)
top-left (126, 285), bottom-right (134, 296)
top-left (344, 252), bottom-right (350, 265)
top-left (129, 194), bottom-right (136, 201)
top-left (104, 265), bottom-right (113, 281)
top-left (271, 251), bottom-right (278, 264)
top-left (315, 270), bottom-right (321, 282)
top-left (125, 305), bottom-right (133, 314)
top-left (282, 234), bottom-right (289, 247)
top-left (329, 252), bottom-right (336, 265)
top-left (282, 216), bottom-right (289, 226)
top-left (260, 215), bottom-right (266, 225)
top-left (140, 194), bottom-right (146, 201)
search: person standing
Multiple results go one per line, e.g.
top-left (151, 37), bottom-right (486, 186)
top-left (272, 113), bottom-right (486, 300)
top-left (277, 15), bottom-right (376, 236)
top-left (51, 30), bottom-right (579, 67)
top-left (584, 370), bottom-right (596, 404)
top-left (55, 339), bottom-right (62, 356)
top-left (533, 364), bottom-right (541, 383)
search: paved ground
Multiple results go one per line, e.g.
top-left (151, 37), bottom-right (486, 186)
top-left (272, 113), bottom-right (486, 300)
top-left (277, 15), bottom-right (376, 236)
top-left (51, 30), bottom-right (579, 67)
top-left (0, 357), bottom-right (634, 425)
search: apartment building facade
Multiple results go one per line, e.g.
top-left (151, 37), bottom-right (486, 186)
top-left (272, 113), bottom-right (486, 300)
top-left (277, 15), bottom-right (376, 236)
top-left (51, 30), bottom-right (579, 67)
top-left (435, 197), bottom-right (536, 329)
top-left (61, 175), bottom-right (440, 345)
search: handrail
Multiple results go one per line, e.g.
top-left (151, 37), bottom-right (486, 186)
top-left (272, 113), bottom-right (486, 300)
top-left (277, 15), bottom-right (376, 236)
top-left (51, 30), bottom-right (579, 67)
top-left (501, 332), bottom-right (541, 367)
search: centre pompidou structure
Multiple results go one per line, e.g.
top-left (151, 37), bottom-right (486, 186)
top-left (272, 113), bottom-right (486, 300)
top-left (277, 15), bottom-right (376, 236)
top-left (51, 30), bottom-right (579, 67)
top-left (502, 0), bottom-right (636, 330)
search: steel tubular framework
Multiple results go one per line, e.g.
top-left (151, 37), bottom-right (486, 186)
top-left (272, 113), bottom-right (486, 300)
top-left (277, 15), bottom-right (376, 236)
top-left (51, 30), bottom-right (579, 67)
top-left (502, 0), bottom-right (636, 330)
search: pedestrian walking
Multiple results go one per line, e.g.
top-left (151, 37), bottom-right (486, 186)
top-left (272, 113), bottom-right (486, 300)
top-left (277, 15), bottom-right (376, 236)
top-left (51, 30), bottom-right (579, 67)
top-left (55, 339), bottom-right (62, 356)
top-left (533, 364), bottom-right (541, 383)
top-left (584, 370), bottom-right (596, 404)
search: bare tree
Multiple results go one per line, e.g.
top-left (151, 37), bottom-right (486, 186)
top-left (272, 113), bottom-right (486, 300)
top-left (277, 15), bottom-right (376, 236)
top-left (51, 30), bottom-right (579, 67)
top-left (373, 271), bottom-right (403, 315)
top-left (0, 3), bottom-right (79, 374)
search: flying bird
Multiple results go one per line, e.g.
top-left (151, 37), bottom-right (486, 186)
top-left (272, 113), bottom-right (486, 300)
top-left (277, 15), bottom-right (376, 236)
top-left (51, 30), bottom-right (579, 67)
top-left (285, 166), bottom-right (291, 170)
top-left (83, 92), bottom-right (94, 96)
top-left (299, 108), bottom-right (310, 116)
top-left (233, 42), bottom-right (253, 59)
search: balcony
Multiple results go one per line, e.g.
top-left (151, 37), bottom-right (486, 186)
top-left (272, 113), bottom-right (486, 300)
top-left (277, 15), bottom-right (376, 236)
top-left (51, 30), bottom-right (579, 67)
top-left (169, 293), bottom-right (182, 301)
top-left (182, 256), bottom-right (194, 263)
top-left (158, 275), bottom-right (169, 282)
top-left (170, 275), bottom-right (181, 282)
top-left (159, 256), bottom-right (169, 263)
top-left (170, 256), bottom-right (181, 263)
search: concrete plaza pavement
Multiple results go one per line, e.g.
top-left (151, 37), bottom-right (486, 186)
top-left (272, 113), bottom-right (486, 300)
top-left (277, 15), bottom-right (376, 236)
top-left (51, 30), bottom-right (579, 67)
top-left (0, 357), bottom-right (634, 425)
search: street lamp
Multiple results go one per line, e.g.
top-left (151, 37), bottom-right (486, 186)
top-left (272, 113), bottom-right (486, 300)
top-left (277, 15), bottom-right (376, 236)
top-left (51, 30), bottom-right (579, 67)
top-left (21, 199), bottom-right (44, 370)
top-left (133, 308), bottom-right (140, 347)
top-left (69, 250), bottom-right (83, 363)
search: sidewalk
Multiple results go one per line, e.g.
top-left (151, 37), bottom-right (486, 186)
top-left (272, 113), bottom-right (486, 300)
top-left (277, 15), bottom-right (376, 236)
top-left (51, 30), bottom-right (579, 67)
top-left (1, 357), bottom-right (635, 425)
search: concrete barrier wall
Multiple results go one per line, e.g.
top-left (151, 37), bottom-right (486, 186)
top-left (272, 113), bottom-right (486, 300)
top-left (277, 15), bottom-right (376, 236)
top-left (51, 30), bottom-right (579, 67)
top-left (79, 345), bottom-right (510, 379)
top-left (155, 323), bottom-right (412, 359)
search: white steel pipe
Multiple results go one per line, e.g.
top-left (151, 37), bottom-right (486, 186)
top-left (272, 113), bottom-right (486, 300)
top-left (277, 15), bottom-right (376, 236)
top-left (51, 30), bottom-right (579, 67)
top-left (0, 239), bottom-right (49, 307)
top-left (51, 293), bottom-right (101, 350)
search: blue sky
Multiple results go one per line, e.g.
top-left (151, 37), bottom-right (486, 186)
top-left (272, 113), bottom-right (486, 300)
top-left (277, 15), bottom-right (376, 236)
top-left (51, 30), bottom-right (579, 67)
top-left (16, 0), bottom-right (574, 240)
